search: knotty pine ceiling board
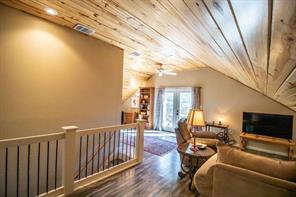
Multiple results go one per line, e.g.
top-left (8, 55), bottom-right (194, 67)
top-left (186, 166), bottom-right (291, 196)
top-left (230, 0), bottom-right (269, 92)
top-left (184, 0), bottom-right (257, 88)
top-left (267, 0), bottom-right (296, 109)
top-left (114, 0), bottom-right (247, 81)
top-left (1, 0), bottom-right (296, 111)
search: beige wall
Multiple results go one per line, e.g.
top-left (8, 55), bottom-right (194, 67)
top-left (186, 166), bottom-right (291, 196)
top-left (146, 68), bottom-right (296, 156)
top-left (0, 4), bottom-right (123, 139)
top-left (122, 92), bottom-right (140, 113)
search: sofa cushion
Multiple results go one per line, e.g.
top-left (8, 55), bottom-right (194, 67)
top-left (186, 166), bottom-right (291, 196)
top-left (194, 154), bottom-right (217, 197)
top-left (217, 142), bottom-right (296, 182)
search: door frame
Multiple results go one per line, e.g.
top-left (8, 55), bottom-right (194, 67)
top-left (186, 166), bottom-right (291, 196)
top-left (162, 87), bottom-right (192, 132)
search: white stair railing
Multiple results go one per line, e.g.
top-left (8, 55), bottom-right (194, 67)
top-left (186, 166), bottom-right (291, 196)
top-left (0, 121), bottom-right (145, 197)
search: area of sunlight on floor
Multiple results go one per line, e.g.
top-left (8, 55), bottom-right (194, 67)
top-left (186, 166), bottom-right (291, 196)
top-left (144, 129), bottom-right (176, 144)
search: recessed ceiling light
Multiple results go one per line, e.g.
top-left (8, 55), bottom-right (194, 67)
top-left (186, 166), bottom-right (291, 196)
top-left (130, 78), bottom-right (137, 87)
top-left (44, 7), bottom-right (58, 16)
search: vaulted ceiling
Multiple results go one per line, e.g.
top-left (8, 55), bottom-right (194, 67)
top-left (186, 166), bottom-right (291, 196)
top-left (1, 0), bottom-right (296, 111)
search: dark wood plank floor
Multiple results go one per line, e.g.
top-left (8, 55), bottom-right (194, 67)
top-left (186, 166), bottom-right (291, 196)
top-left (71, 150), bottom-right (196, 197)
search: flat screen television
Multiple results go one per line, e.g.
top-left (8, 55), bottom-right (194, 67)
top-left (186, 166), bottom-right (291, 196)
top-left (242, 112), bottom-right (293, 139)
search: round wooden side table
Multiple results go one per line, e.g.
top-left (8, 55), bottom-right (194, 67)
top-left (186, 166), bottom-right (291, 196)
top-left (177, 143), bottom-right (216, 190)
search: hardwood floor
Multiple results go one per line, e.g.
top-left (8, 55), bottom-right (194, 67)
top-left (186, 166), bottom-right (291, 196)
top-left (71, 150), bottom-right (196, 197)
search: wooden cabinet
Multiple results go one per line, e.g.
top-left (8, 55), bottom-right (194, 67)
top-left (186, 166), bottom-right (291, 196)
top-left (139, 87), bottom-right (154, 129)
top-left (240, 132), bottom-right (296, 160)
top-left (122, 112), bottom-right (138, 124)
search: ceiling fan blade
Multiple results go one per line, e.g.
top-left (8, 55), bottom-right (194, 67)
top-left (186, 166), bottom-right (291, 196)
top-left (163, 71), bottom-right (177, 75)
top-left (163, 69), bottom-right (173, 72)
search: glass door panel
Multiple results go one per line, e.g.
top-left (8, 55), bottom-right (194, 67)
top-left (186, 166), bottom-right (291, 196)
top-left (162, 92), bottom-right (175, 131)
top-left (179, 92), bottom-right (192, 119)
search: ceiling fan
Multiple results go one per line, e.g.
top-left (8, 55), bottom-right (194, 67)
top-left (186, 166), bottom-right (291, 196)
top-left (156, 64), bottom-right (177, 77)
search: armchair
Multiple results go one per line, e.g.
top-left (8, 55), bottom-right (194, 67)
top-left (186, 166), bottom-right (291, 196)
top-left (175, 118), bottom-right (221, 179)
top-left (176, 118), bottom-right (221, 148)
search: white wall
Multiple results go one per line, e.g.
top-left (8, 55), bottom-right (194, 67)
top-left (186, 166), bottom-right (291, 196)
top-left (146, 68), bottom-right (296, 156)
top-left (0, 4), bottom-right (123, 139)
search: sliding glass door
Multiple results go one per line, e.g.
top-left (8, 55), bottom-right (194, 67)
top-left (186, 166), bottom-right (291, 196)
top-left (162, 88), bottom-right (192, 132)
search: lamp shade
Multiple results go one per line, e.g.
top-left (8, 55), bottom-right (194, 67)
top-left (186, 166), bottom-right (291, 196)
top-left (187, 109), bottom-right (205, 127)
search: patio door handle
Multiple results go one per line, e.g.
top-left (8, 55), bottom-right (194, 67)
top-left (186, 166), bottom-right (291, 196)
top-left (176, 109), bottom-right (179, 116)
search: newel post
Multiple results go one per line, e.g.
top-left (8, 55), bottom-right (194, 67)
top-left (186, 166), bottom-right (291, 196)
top-left (62, 126), bottom-right (78, 195)
top-left (136, 119), bottom-right (146, 163)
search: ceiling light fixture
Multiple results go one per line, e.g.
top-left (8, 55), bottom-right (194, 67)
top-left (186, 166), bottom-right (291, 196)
top-left (157, 64), bottom-right (177, 77)
top-left (44, 7), bottom-right (58, 16)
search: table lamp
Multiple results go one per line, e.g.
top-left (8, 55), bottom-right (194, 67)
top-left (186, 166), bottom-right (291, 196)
top-left (187, 108), bottom-right (205, 151)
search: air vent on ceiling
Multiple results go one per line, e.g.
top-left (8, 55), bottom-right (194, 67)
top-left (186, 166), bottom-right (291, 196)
top-left (73, 24), bottom-right (95, 35)
top-left (129, 51), bottom-right (141, 57)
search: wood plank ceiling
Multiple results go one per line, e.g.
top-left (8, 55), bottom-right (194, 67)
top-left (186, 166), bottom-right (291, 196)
top-left (1, 0), bottom-right (295, 111)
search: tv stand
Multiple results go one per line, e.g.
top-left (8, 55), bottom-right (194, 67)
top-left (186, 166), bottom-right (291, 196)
top-left (240, 132), bottom-right (296, 160)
